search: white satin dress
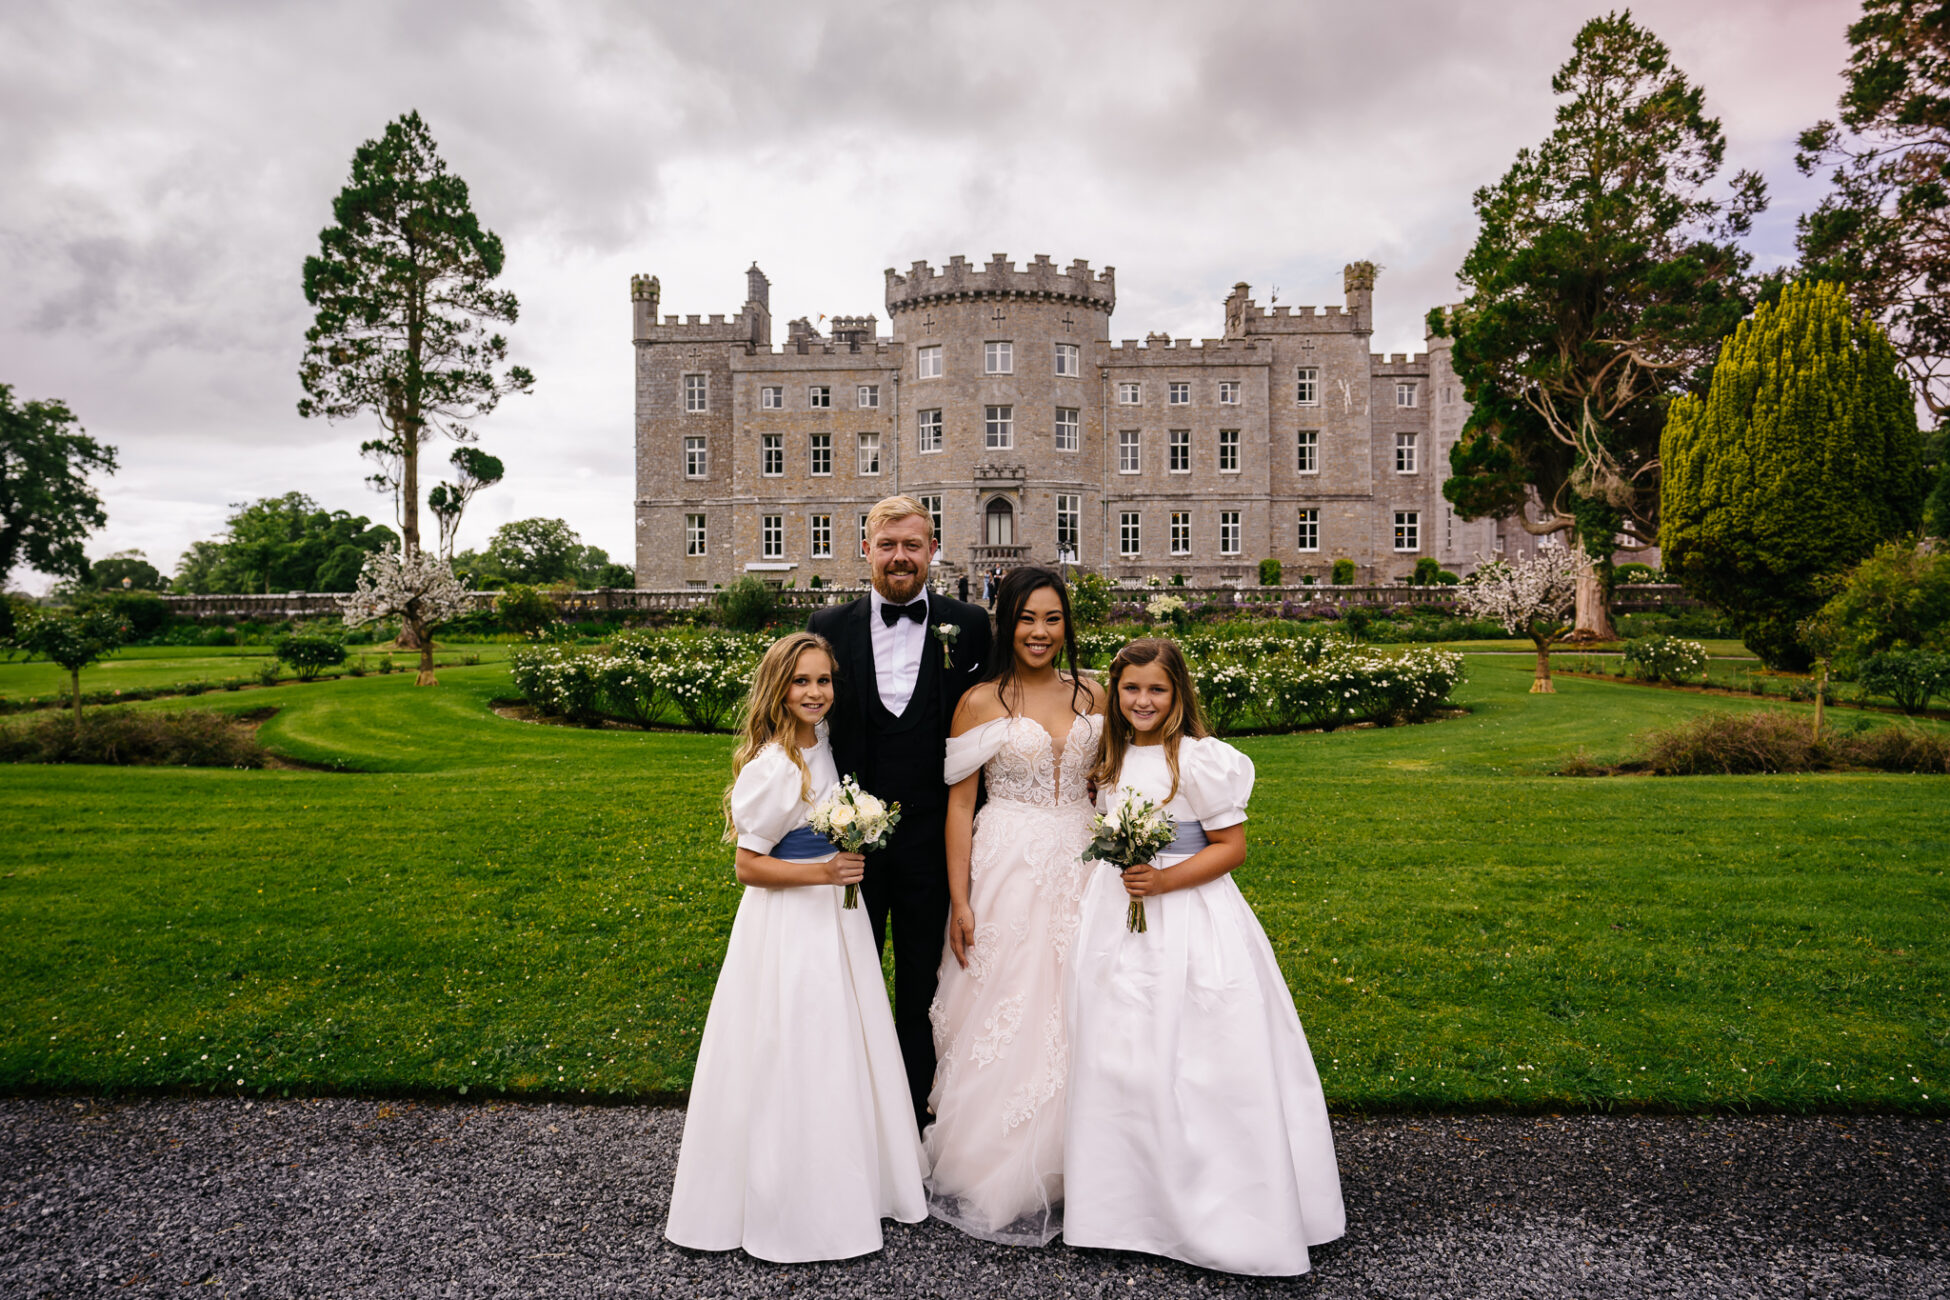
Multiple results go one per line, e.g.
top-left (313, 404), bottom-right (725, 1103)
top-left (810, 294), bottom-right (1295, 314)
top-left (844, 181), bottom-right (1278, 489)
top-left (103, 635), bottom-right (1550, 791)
top-left (923, 711), bottom-right (1102, 1245)
top-left (1063, 736), bottom-right (1346, 1276)
top-left (665, 727), bottom-right (927, 1262)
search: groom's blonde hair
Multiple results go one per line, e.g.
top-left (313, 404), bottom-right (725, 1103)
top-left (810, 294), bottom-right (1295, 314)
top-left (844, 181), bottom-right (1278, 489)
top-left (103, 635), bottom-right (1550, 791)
top-left (865, 495), bottom-right (934, 542)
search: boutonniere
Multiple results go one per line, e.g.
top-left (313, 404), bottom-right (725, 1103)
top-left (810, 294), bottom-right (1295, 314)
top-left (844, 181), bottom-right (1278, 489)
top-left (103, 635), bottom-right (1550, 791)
top-left (934, 622), bottom-right (960, 669)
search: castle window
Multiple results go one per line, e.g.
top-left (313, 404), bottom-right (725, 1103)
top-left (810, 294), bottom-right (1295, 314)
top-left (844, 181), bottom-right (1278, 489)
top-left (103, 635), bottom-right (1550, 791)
top-left (857, 384), bottom-right (879, 409)
top-left (1218, 380), bottom-right (1240, 405)
top-left (762, 514), bottom-right (784, 559)
top-left (684, 436), bottom-right (708, 479)
top-left (918, 409), bottom-right (943, 453)
top-left (1297, 430), bottom-right (1319, 474)
top-left (985, 497), bottom-right (1016, 546)
top-left (1055, 343), bottom-right (1080, 377)
top-left (920, 494), bottom-right (943, 541)
top-left (1395, 432), bottom-right (1418, 474)
top-left (1168, 428), bottom-right (1190, 474)
top-left (1396, 382), bottom-right (1418, 408)
top-left (985, 341), bottom-right (1013, 375)
top-left (918, 345), bottom-right (943, 379)
top-left (1219, 510), bottom-right (1241, 556)
top-left (859, 513), bottom-right (871, 556)
top-left (1168, 382), bottom-right (1190, 405)
top-left (686, 513), bottom-right (707, 556)
top-left (1170, 512), bottom-right (1191, 556)
top-left (1394, 511), bottom-right (1421, 553)
top-left (1118, 382), bottom-right (1141, 405)
top-left (1219, 428), bottom-right (1240, 473)
top-left (1056, 494), bottom-right (1080, 561)
top-left (857, 432), bottom-right (882, 476)
top-left (1119, 511), bottom-right (1142, 557)
top-left (760, 386), bottom-right (783, 410)
top-left (1297, 508), bottom-right (1319, 552)
top-left (683, 373), bottom-right (708, 413)
top-left (809, 385), bottom-right (831, 409)
top-left (761, 435), bottom-right (783, 477)
top-left (985, 405), bottom-right (1014, 450)
top-left (809, 514), bottom-right (833, 559)
top-left (1055, 407), bottom-right (1080, 453)
top-left (809, 433), bottom-right (832, 476)
top-left (1296, 367), bottom-right (1319, 405)
top-left (1118, 429), bottom-right (1140, 474)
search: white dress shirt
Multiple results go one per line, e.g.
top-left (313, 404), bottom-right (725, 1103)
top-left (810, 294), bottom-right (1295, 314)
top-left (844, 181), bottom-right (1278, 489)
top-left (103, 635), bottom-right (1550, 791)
top-left (868, 587), bottom-right (930, 716)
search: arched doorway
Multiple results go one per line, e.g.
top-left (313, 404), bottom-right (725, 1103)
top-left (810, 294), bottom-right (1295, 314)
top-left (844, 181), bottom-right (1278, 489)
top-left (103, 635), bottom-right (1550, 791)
top-left (984, 496), bottom-right (1016, 547)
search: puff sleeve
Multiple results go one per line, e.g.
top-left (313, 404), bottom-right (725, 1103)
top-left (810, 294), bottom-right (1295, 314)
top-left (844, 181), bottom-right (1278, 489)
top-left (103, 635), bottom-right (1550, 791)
top-left (1179, 735), bottom-right (1255, 831)
top-left (944, 716), bottom-right (1012, 785)
top-left (729, 744), bottom-right (811, 853)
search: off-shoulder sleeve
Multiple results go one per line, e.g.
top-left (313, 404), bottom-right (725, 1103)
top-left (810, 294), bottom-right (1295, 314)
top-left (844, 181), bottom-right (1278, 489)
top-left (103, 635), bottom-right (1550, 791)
top-left (944, 716), bottom-right (1011, 785)
top-left (1180, 735), bottom-right (1255, 830)
top-left (730, 744), bottom-right (809, 853)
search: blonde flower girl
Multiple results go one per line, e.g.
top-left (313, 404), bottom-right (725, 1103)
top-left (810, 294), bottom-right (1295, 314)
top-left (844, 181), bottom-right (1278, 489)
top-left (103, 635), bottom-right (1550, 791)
top-left (1063, 637), bottom-right (1345, 1276)
top-left (665, 632), bottom-right (926, 1262)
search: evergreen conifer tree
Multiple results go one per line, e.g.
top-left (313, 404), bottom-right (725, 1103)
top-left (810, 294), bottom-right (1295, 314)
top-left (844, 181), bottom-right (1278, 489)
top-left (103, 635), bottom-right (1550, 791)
top-left (1660, 280), bottom-right (1926, 667)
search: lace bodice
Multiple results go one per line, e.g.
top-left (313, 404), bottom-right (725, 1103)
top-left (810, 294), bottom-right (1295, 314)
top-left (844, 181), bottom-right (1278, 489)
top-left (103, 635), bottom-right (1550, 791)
top-left (976, 714), bottom-right (1101, 808)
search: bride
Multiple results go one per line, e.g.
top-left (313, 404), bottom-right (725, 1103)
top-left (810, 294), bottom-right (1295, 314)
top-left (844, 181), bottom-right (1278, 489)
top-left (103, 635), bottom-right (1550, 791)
top-left (924, 565), bottom-right (1104, 1245)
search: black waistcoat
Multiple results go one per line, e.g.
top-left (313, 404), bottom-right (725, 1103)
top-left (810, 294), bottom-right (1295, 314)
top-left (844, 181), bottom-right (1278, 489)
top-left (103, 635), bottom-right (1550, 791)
top-left (853, 617), bottom-right (949, 814)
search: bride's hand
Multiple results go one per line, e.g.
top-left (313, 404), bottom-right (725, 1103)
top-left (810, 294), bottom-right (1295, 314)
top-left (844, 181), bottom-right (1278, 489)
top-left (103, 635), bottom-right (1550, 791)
top-left (1121, 863), bottom-right (1167, 898)
top-left (947, 902), bottom-right (977, 967)
top-left (823, 852), bottom-right (865, 887)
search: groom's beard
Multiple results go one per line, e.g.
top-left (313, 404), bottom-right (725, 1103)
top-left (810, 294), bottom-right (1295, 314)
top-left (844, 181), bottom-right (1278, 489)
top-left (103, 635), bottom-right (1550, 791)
top-left (872, 562), bottom-right (928, 603)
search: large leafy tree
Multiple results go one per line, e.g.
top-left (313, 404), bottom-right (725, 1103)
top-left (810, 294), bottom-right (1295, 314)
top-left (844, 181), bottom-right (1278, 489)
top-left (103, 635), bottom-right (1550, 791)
top-left (1432, 12), bottom-right (1766, 637)
top-left (1661, 280), bottom-right (1926, 668)
top-left (1796, 0), bottom-right (1950, 532)
top-left (298, 110), bottom-right (531, 595)
top-left (452, 517), bottom-right (630, 588)
top-left (426, 446), bottom-right (504, 560)
top-left (85, 549), bottom-right (166, 592)
top-left (171, 493), bottom-right (395, 594)
top-left (0, 383), bottom-right (118, 585)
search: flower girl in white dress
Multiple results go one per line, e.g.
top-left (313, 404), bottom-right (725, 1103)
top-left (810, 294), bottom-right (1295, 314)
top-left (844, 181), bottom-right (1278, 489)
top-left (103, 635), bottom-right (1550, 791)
top-left (665, 632), bottom-right (927, 1263)
top-left (1064, 637), bottom-right (1345, 1277)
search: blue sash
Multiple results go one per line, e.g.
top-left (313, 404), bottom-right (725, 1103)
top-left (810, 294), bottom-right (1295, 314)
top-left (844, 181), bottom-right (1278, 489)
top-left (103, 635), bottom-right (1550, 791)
top-left (1103, 818), bottom-right (1206, 866)
top-left (773, 825), bottom-right (838, 861)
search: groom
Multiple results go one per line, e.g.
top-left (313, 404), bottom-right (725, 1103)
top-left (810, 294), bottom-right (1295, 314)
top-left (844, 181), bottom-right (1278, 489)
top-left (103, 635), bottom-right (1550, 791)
top-left (808, 495), bottom-right (992, 1129)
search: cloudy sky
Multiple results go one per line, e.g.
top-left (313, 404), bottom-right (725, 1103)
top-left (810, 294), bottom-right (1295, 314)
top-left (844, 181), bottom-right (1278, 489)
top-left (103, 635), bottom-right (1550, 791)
top-left (2, 0), bottom-right (1856, 590)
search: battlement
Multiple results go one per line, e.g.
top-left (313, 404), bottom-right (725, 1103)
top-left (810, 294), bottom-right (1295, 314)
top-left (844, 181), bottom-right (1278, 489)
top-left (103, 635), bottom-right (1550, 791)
top-left (730, 341), bottom-right (902, 371)
top-left (1369, 351), bottom-right (1430, 373)
top-left (885, 253), bottom-right (1116, 315)
top-left (1103, 337), bottom-right (1264, 365)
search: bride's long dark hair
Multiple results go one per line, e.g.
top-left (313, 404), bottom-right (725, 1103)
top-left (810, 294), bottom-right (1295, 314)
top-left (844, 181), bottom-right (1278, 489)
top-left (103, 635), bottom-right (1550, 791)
top-left (983, 565), bottom-right (1087, 718)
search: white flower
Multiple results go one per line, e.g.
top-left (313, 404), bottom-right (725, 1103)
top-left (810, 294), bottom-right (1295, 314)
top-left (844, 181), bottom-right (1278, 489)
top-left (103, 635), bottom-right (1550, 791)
top-left (857, 795), bottom-right (885, 820)
top-left (828, 804), bottom-right (857, 829)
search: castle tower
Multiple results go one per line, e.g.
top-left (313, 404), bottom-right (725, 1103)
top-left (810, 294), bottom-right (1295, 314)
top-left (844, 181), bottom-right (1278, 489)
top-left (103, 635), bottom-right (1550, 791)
top-left (1343, 262), bottom-right (1376, 334)
top-left (884, 254), bottom-right (1117, 573)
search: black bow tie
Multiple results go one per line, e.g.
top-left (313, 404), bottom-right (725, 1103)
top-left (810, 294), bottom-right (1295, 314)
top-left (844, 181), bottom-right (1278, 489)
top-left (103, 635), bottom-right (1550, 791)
top-left (880, 600), bottom-right (927, 627)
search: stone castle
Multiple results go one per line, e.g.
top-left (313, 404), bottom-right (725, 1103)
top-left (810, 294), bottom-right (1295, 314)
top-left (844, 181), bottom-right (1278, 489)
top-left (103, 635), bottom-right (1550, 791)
top-left (632, 254), bottom-right (1513, 589)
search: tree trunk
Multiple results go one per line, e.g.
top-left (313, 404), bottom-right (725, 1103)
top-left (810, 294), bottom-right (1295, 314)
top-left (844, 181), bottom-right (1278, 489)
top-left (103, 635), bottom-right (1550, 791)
top-left (1530, 632), bottom-right (1556, 694)
top-left (1571, 556), bottom-right (1616, 641)
top-left (70, 667), bottom-right (82, 726)
top-left (409, 613), bottom-right (438, 686)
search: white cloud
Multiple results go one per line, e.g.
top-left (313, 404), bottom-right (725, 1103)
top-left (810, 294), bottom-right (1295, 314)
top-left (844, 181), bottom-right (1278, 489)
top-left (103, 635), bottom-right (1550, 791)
top-left (0, 0), bottom-right (1854, 591)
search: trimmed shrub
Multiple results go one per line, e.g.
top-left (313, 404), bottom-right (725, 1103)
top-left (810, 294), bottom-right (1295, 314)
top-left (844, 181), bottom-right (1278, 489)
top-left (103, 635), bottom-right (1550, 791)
top-left (713, 576), bottom-right (777, 633)
top-left (1258, 558), bottom-right (1283, 586)
top-left (275, 632), bottom-right (348, 681)
top-left (1331, 557), bottom-right (1356, 585)
top-left (1639, 710), bottom-right (1950, 775)
top-left (1623, 634), bottom-right (1708, 684)
top-left (0, 708), bottom-right (267, 768)
top-left (496, 583), bottom-right (560, 637)
top-left (1412, 557), bottom-right (1441, 586)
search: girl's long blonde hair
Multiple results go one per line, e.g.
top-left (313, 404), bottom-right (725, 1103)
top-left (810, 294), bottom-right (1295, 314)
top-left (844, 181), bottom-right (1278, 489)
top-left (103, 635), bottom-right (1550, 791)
top-left (1090, 637), bottom-right (1209, 805)
top-left (722, 632), bottom-right (837, 843)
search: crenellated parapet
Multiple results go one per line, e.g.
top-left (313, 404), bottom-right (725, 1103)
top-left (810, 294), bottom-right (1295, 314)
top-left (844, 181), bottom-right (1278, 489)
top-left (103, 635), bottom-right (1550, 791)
top-left (884, 253), bottom-right (1115, 316)
top-left (1103, 337), bottom-right (1264, 366)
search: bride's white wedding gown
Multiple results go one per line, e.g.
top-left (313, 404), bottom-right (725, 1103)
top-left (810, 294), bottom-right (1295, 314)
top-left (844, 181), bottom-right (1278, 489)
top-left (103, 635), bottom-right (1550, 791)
top-left (923, 710), bottom-right (1102, 1245)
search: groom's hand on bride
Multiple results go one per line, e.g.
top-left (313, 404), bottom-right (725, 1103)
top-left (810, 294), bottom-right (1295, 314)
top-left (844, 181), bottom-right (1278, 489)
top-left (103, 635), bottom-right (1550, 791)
top-left (1121, 863), bottom-right (1167, 897)
top-left (823, 852), bottom-right (866, 887)
top-left (947, 902), bottom-right (977, 967)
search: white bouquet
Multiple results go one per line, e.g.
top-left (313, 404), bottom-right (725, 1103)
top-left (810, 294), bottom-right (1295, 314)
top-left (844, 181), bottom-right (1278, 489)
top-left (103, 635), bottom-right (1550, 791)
top-left (808, 776), bottom-right (902, 908)
top-left (1081, 786), bottom-right (1178, 932)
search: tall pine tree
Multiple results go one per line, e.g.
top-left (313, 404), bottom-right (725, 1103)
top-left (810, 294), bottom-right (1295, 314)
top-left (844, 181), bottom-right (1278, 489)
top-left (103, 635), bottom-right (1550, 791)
top-left (1661, 280), bottom-right (1926, 667)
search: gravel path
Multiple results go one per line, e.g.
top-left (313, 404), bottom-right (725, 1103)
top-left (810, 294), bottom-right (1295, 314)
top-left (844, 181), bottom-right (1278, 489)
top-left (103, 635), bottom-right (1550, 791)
top-left (1, 1099), bottom-right (1943, 1298)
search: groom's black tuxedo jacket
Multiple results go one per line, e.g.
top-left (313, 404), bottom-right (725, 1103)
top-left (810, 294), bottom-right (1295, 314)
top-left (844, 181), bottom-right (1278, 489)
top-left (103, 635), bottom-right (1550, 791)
top-left (807, 592), bottom-right (993, 816)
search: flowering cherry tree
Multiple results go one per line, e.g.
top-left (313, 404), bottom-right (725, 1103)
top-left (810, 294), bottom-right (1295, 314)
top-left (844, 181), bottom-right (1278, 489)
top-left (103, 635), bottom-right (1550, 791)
top-left (338, 547), bottom-right (473, 685)
top-left (1455, 544), bottom-right (1584, 693)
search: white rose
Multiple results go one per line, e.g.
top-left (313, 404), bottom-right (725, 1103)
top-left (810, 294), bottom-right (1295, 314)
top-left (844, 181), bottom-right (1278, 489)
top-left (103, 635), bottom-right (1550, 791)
top-left (829, 805), bottom-right (857, 829)
top-left (857, 795), bottom-right (885, 820)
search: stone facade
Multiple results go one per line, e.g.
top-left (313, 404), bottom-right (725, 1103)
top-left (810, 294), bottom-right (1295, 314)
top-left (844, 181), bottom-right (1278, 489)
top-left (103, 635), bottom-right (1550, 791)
top-left (633, 254), bottom-right (1520, 589)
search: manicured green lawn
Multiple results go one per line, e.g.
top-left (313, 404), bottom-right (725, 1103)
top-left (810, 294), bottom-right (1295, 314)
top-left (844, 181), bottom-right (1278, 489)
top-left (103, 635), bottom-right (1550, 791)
top-left (0, 652), bottom-right (1943, 1113)
top-left (0, 642), bottom-right (513, 700)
